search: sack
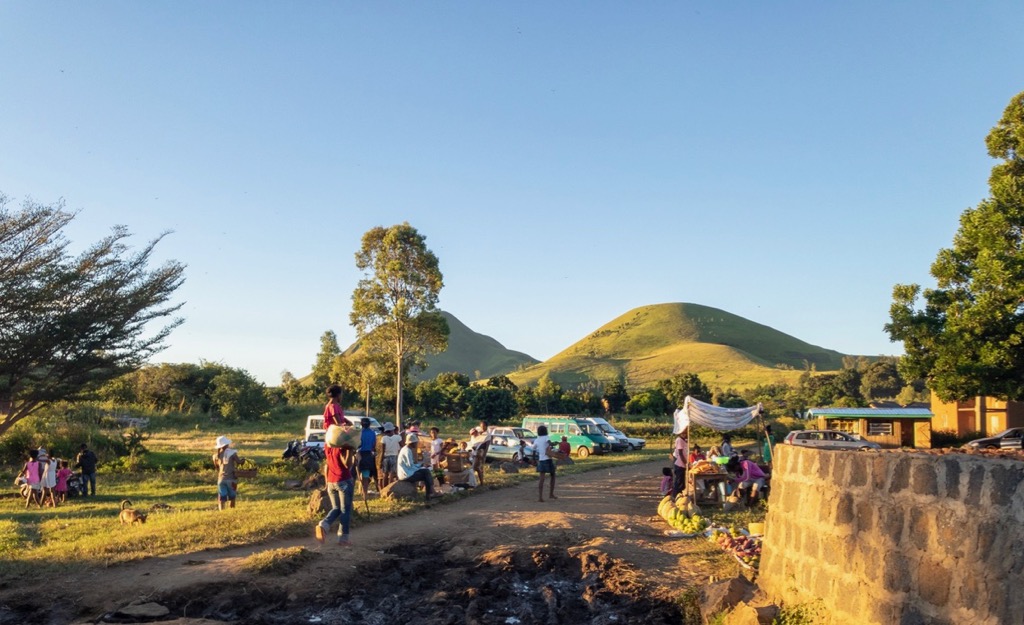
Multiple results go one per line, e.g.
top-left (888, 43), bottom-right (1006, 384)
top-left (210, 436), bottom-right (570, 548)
top-left (326, 424), bottom-right (360, 450)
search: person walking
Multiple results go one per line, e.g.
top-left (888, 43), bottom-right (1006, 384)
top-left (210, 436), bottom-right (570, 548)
top-left (316, 429), bottom-right (355, 546)
top-left (75, 443), bottom-right (98, 497)
top-left (213, 436), bottom-right (243, 510)
top-left (535, 425), bottom-right (557, 502)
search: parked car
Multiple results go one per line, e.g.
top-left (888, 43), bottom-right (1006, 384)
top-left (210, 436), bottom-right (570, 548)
top-left (782, 429), bottom-right (881, 451)
top-left (583, 417), bottom-right (645, 451)
top-left (303, 414), bottom-right (384, 448)
top-left (521, 416), bottom-right (615, 458)
top-left (964, 428), bottom-right (1024, 450)
top-left (486, 427), bottom-right (538, 463)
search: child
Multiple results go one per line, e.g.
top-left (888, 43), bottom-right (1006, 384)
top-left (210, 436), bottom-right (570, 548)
top-left (660, 467), bottom-right (672, 496)
top-left (55, 460), bottom-right (74, 503)
top-left (688, 444), bottom-right (706, 466)
top-left (22, 450), bottom-right (43, 508)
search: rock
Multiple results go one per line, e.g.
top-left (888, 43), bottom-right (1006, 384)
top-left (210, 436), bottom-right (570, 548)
top-left (700, 576), bottom-right (755, 623)
top-left (723, 601), bottom-right (779, 625)
top-left (499, 462), bottom-right (519, 474)
top-left (382, 480), bottom-right (421, 501)
top-left (302, 473), bottom-right (325, 490)
top-left (116, 602), bottom-right (170, 618)
top-left (308, 489), bottom-right (330, 516)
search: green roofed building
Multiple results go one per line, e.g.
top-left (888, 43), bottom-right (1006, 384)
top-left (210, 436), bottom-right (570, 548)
top-left (808, 407), bottom-right (934, 450)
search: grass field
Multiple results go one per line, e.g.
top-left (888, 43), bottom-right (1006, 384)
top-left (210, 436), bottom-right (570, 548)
top-left (0, 414), bottom-right (672, 583)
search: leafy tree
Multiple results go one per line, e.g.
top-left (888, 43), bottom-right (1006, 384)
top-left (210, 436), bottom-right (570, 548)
top-left (624, 388), bottom-right (671, 415)
top-left (350, 223), bottom-right (449, 428)
top-left (655, 373), bottom-right (711, 407)
top-left (601, 380), bottom-right (630, 414)
top-left (535, 373), bottom-right (562, 413)
top-left (0, 194), bottom-right (185, 437)
top-left (713, 388), bottom-right (748, 408)
top-left (465, 386), bottom-right (517, 421)
top-left (859, 359), bottom-right (904, 402)
top-left (208, 366), bottom-right (270, 422)
top-left (280, 370), bottom-right (305, 405)
top-left (487, 375), bottom-right (518, 392)
top-left (887, 92), bottom-right (1024, 400)
top-left (310, 331), bottom-right (342, 395)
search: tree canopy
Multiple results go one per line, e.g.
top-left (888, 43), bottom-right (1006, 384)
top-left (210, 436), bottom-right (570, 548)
top-left (350, 223), bottom-right (448, 427)
top-left (0, 194), bottom-right (185, 436)
top-left (886, 91), bottom-right (1024, 400)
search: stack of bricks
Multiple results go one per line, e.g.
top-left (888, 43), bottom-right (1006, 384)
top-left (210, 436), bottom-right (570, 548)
top-left (759, 444), bottom-right (1024, 625)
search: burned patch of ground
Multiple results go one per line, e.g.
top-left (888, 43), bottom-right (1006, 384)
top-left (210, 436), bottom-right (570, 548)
top-left (145, 540), bottom-right (691, 625)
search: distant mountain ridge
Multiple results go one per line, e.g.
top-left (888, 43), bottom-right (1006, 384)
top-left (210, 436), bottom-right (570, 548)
top-left (505, 303), bottom-right (847, 390)
top-left (342, 311), bottom-right (539, 382)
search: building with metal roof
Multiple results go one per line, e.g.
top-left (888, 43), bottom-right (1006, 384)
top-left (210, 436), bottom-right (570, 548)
top-left (807, 407), bottom-right (934, 449)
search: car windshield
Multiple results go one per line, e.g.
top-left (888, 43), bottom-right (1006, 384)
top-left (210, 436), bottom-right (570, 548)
top-left (578, 423), bottom-right (600, 435)
top-left (597, 424), bottom-right (616, 434)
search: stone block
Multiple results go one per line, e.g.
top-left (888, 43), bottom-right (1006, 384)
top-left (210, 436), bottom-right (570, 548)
top-left (910, 460), bottom-right (938, 497)
top-left (933, 509), bottom-right (965, 559)
top-left (854, 500), bottom-right (874, 534)
top-left (870, 600), bottom-right (903, 624)
top-left (700, 576), bottom-right (755, 620)
top-left (882, 551), bottom-right (911, 593)
top-left (879, 506), bottom-right (905, 542)
top-left (987, 463), bottom-right (1024, 508)
top-left (849, 454), bottom-right (868, 487)
top-left (889, 457), bottom-right (910, 494)
top-left (872, 455), bottom-right (889, 490)
top-left (381, 480), bottom-right (421, 501)
top-left (801, 531), bottom-right (818, 559)
top-left (908, 507), bottom-right (932, 552)
top-left (723, 601), bottom-right (779, 625)
top-left (817, 452), bottom-right (833, 481)
top-left (964, 465), bottom-right (986, 507)
top-left (917, 558), bottom-right (952, 607)
top-left (941, 457), bottom-right (961, 499)
top-left (974, 519), bottom-right (998, 565)
top-left (835, 492), bottom-right (855, 526)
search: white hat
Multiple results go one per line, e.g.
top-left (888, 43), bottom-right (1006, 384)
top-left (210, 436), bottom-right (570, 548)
top-left (384, 422), bottom-right (395, 432)
top-left (214, 435), bottom-right (232, 449)
top-left (406, 433), bottom-right (419, 444)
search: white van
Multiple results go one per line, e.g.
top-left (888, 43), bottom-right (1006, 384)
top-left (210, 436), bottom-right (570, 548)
top-left (584, 417), bottom-right (646, 451)
top-left (304, 414), bottom-right (384, 448)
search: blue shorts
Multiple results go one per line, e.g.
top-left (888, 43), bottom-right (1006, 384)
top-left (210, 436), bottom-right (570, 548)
top-left (537, 459), bottom-right (556, 475)
top-left (218, 481), bottom-right (237, 500)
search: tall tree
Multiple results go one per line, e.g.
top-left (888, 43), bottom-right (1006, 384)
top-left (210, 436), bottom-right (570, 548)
top-left (0, 194), bottom-right (185, 437)
top-left (350, 223), bottom-right (448, 428)
top-left (310, 330), bottom-right (341, 395)
top-left (887, 92), bottom-right (1024, 400)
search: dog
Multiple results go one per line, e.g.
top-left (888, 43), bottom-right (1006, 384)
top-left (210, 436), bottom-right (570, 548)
top-left (119, 500), bottom-right (148, 525)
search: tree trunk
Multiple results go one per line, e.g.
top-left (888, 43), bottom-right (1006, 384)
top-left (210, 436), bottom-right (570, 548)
top-left (395, 349), bottom-right (403, 431)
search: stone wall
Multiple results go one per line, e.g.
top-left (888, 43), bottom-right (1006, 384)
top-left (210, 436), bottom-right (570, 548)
top-left (759, 444), bottom-right (1024, 625)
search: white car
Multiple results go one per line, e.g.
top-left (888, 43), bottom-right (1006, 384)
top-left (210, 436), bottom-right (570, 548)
top-left (304, 414), bottom-right (384, 448)
top-left (584, 417), bottom-right (646, 451)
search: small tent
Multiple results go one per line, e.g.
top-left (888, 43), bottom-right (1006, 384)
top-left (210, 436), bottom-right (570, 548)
top-left (673, 396), bottom-right (762, 433)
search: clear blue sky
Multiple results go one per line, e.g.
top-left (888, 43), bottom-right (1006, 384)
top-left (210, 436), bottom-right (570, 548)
top-left (2, 3), bottom-right (1022, 385)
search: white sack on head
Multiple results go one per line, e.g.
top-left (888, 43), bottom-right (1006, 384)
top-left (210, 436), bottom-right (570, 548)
top-left (673, 396), bottom-right (762, 433)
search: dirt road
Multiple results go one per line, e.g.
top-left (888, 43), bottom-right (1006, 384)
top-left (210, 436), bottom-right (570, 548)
top-left (1, 459), bottom-right (735, 624)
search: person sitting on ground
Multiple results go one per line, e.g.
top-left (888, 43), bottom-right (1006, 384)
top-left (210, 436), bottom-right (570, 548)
top-left (397, 433), bottom-right (441, 502)
top-left (726, 455), bottom-right (767, 503)
top-left (558, 436), bottom-right (571, 457)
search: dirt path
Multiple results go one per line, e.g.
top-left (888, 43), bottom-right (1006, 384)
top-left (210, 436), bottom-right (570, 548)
top-left (2, 460), bottom-right (736, 624)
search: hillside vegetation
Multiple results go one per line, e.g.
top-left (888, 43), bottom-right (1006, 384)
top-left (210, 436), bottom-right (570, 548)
top-left (507, 302), bottom-right (847, 390)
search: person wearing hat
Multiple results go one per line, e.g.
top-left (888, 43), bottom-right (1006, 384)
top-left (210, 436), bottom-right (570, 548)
top-left (213, 436), bottom-right (243, 510)
top-left (397, 433), bottom-right (441, 502)
top-left (470, 422), bottom-right (492, 486)
top-left (379, 422), bottom-right (402, 489)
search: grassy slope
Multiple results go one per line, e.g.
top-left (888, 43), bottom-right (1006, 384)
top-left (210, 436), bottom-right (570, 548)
top-left (507, 302), bottom-right (846, 390)
top-left (419, 312), bottom-right (539, 380)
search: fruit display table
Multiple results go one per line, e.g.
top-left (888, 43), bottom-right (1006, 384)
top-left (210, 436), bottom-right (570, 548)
top-left (688, 471), bottom-right (732, 505)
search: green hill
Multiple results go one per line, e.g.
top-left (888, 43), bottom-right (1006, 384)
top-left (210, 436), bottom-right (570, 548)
top-left (343, 311), bottom-right (539, 382)
top-left (506, 302), bottom-right (847, 390)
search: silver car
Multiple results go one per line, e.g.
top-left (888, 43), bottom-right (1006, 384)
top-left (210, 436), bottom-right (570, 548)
top-left (783, 429), bottom-right (880, 451)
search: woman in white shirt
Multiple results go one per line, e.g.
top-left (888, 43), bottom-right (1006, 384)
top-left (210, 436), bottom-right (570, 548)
top-left (535, 425), bottom-right (557, 502)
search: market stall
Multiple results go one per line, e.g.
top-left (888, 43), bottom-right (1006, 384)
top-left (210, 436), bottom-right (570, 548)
top-left (673, 396), bottom-right (764, 505)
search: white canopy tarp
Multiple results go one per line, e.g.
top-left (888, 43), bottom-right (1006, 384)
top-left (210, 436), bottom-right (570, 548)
top-left (673, 396), bottom-right (762, 433)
